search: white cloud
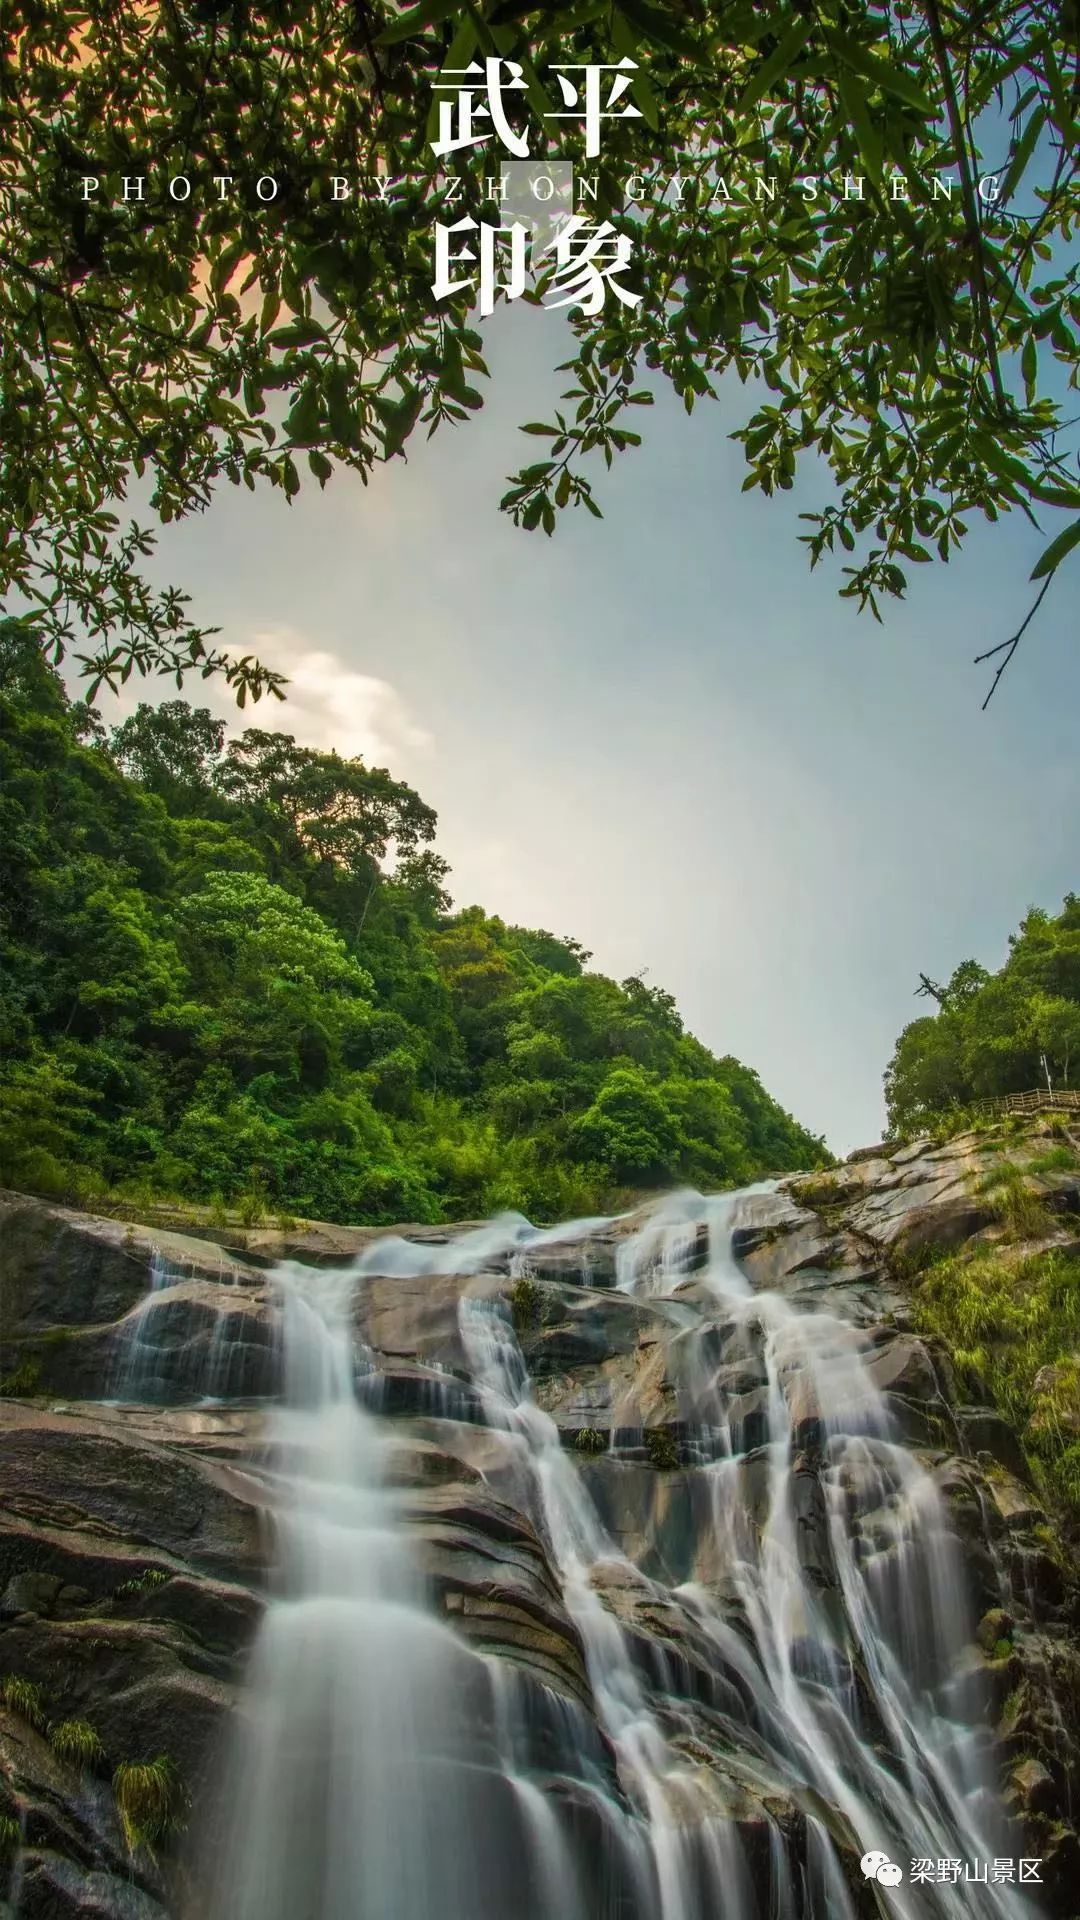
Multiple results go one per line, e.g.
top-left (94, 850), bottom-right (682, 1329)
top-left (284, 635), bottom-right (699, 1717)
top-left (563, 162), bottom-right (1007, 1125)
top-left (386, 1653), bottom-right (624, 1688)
top-left (243, 629), bottom-right (432, 765)
top-left (76, 627), bottom-right (432, 772)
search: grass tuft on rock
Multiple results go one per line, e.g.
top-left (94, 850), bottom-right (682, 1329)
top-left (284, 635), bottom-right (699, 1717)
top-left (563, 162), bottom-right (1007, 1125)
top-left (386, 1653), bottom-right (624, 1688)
top-left (0, 1814), bottom-right (20, 1858)
top-left (1029, 1143), bottom-right (1079, 1175)
top-left (914, 1247), bottom-right (1080, 1515)
top-left (112, 1755), bottom-right (187, 1857)
top-left (50, 1718), bottom-right (105, 1770)
top-left (974, 1161), bottom-right (1055, 1238)
top-left (574, 1427), bottom-right (607, 1454)
top-left (0, 1357), bottom-right (42, 1398)
top-left (1, 1676), bottom-right (45, 1729)
top-left (115, 1567), bottom-right (171, 1599)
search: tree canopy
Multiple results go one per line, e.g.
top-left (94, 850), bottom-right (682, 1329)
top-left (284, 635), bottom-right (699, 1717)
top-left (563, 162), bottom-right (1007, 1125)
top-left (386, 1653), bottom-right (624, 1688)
top-left (0, 618), bottom-right (826, 1221)
top-left (885, 893), bottom-right (1080, 1133)
top-left (3, 1), bottom-right (1078, 702)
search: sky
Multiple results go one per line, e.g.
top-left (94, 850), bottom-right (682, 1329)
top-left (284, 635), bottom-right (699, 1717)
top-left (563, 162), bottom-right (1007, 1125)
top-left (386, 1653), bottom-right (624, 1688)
top-left (84, 306), bottom-right (1080, 1158)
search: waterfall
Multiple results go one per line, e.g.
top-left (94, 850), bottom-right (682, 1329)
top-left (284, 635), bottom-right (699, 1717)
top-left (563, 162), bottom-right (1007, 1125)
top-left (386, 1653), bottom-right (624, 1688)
top-left (110, 1250), bottom-right (276, 1405)
top-left (457, 1286), bottom-right (757, 1920)
top-left (188, 1195), bottom-right (1042, 1919)
top-left (639, 1192), bottom-right (1032, 1920)
top-left (190, 1264), bottom-right (622, 1920)
top-left (110, 1249), bottom-right (176, 1401)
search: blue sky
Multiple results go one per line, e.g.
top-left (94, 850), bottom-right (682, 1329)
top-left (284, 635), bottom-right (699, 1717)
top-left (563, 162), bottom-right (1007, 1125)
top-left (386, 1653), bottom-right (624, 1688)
top-left (88, 306), bottom-right (1080, 1156)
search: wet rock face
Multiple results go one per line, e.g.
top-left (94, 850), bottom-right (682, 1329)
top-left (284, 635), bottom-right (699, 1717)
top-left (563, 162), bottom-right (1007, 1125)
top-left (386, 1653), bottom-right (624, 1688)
top-left (0, 1398), bottom-right (267, 1919)
top-left (0, 1406), bottom-right (265, 1589)
top-left (1, 1708), bottom-right (172, 1919)
top-left (2, 1160), bottom-right (1080, 1918)
top-left (0, 1192), bottom-right (274, 1405)
top-left (0, 1194), bottom-right (261, 1337)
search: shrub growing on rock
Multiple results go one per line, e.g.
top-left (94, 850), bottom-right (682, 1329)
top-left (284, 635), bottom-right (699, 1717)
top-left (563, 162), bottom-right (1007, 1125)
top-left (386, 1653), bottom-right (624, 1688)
top-left (645, 1428), bottom-right (681, 1471)
top-left (509, 1275), bottom-right (542, 1333)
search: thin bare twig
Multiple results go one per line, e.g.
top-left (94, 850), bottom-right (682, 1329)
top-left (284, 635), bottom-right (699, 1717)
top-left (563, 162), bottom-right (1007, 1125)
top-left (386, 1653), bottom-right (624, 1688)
top-left (973, 572), bottom-right (1054, 706)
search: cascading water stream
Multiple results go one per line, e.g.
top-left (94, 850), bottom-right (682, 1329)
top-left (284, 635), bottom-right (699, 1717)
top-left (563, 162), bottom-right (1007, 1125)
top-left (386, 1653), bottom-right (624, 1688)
top-left (457, 1285), bottom-right (758, 1920)
top-left (191, 1263), bottom-right (618, 1920)
top-left (648, 1194), bottom-right (1034, 1920)
top-left (186, 1195), bottom-right (1043, 1919)
top-left (110, 1250), bottom-right (176, 1401)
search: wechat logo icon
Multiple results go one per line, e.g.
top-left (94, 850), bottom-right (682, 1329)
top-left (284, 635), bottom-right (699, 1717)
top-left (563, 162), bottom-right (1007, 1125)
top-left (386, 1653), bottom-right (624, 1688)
top-left (861, 1851), bottom-right (904, 1887)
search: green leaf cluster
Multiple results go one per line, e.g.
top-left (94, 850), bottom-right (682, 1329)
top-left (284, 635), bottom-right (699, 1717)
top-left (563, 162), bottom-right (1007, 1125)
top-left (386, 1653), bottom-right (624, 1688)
top-left (2, 1), bottom-right (1079, 697)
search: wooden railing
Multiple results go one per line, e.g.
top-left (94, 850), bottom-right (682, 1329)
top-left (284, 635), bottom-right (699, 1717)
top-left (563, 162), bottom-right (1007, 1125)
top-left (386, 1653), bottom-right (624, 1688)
top-left (972, 1088), bottom-right (1080, 1118)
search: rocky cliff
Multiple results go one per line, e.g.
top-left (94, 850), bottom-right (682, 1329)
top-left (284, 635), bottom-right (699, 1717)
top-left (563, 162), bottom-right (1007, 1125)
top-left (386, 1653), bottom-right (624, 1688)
top-left (1, 1113), bottom-right (1079, 1918)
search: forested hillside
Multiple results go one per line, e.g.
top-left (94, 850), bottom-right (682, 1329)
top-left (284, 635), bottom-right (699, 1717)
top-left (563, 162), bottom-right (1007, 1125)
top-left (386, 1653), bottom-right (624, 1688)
top-left (886, 898), bottom-right (1080, 1135)
top-left (0, 625), bottom-right (825, 1224)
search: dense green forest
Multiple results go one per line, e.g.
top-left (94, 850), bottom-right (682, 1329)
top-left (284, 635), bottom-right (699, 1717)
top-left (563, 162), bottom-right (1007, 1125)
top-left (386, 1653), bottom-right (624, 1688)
top-left (0, 623), bottom-right (825, 1224)
top-left (886, 899), bottom-right (1080, 1136)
